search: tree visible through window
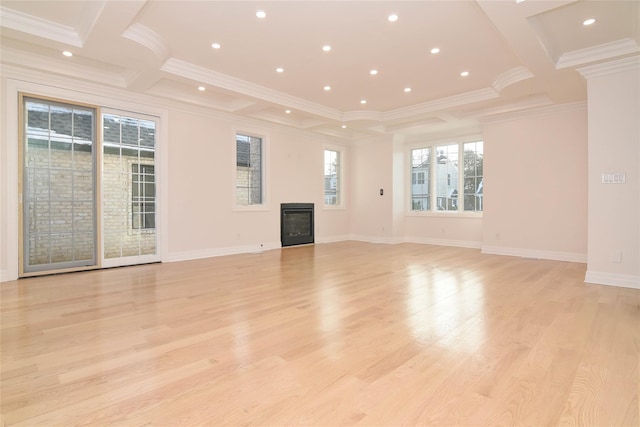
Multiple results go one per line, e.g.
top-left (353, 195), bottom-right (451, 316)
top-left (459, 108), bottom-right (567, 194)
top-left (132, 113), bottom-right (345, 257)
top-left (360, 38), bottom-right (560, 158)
top-left (410, 141), bottom-right (483, 213)
top-left (324, 149), bottom-right (341, 205)
top-left (236, 134), bottom-right (263, 205)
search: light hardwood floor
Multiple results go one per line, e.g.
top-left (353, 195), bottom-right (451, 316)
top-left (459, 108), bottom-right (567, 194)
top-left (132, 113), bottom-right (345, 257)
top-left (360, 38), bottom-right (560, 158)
top-left (1, 242), bottom-right (639, 426)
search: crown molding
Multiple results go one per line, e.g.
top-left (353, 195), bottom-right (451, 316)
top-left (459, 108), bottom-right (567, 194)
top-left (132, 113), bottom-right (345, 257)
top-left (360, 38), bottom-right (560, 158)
top-left (482, 101), bottom-right (586, 125)
top-left (492, 66), bottom-right (534, 93)
top-left (0, 47), bottom-right (127, 88)
top-left (122, 23), bottom-right (169, 60)
top-left (576, 55), bottom-right (640, 79)
top-left (341, 110), bottom-right (383, 122)
top-left (556, 38), bottom-right (640, 70)
top-left (382, 87), bottom-right (499, 122)
top-left (0, 6), bottom-right (82, 47)
top-left (76, 0), bottom-right (107, 44)
top-left (160, 57), bottom-right (342, 122)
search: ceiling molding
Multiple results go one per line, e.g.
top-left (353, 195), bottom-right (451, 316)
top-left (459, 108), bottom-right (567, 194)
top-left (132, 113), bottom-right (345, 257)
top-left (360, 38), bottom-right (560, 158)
top-left (122, 23), bottom-right (169, 60)
top-left (0, 6), bottom-right (83, 47)
top-left (341, 110), bottom-right (383, 122)
top-left (382, 88), bottom-right (500, 122)
top-left (0, 47), bottom-right (127, 88)
top-left (76, 0), bottom-right (107, 44)
top-left (556, 38), bottom-right (640, 70)
top-left (160, 57), bottom-right (342, 122)
top-left (576, 55), bottom-right (640, 80)
top-left (482, 101), bottom-right (586, 125)
top-left (492, 66), bottom-right (534, 93)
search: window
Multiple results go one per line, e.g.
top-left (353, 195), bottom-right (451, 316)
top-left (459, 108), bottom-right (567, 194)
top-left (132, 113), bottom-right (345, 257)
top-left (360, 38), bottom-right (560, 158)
top-left (410, 148), bottom-right (431, 211)
top-left (324, 149), bottom-right (341, 206)
top-left (410, 140), bottom-right (483, 213)
top-left (132, 164), bottom-right (155, 229)
top-left (236, 134), bottom-right (263, 205)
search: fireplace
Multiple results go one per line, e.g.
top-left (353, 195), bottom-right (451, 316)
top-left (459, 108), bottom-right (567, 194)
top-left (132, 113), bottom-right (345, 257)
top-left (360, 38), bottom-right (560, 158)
top-left (281, 203), bottom-right (314, 247)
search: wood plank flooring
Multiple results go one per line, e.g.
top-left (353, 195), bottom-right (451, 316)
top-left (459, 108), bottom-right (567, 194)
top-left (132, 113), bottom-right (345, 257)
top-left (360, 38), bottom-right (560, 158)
top-left (1, 241), bottom-right (639, 426)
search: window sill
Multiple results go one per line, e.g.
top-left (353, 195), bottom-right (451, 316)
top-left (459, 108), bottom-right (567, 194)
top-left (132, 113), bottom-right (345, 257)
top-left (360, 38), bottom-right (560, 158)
top-left (233, 204), bottom-right (270, 213)
top-left (322, 204), bottom-right (346, 211)
top-left (406, 211), bottom-right (483, 219)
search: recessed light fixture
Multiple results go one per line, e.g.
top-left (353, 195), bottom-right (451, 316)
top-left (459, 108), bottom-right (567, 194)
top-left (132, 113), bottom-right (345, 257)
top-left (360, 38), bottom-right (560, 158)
top-left (198, 86), bottom-right (206, 91)
top-left (583, 18), bottom-right (596, 26)
top-left (388, 14), bottom-right (399, 22)
top-left (211, 43), bottom-right (221, 49)
top-left (285, 109), bottom-right (291, 114)
top-left (341, 124), bottom-right (347, 129)
top-left (324, 86), bottom-right (331, 91)
top-left (256, 10), bottom-right (266, 18)
top-left (370, 69), bottom-right (378, 75)
top-left (460, 71), bottom-right (470, 77)
top-left (322, 45), bottom-right (332, 52)
top-left (430, 47), bottom-right (440, 54)
top-left (62, 50), bottom-right (73, 57)
top-left (360, 99), bottom-right (367, 105)
top-left (404, 87), bottom-right (412, 93)
top-left (276, 67), bottom-right (284, 73)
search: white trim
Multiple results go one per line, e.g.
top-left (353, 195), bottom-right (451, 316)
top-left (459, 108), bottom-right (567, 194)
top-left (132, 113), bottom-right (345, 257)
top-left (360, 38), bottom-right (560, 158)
top-left (492, 66), bottom-right (534, 93)
top-left (576, 55), bottom-right (640, 80)
top-left (556, 38), bottom-right (640, 70)
top-left (481, 245), bottom-right (587, 263)
top-left (121, 23), bottom-right (169, 60)
top-left (585, 271), bottom-right (640, 290)
top-left (0, 269), bottom-right (13, 283)
top-left (349, 235), bottom-right (404, 245)
top-left (0, 6), bottom-right (83, 47)
top-left (405, 236), bottom-right (481, 249)
top-left (482, 101), bottom-right (586, 125)
top-left (165, 242), bottom-right (281, 263)
top-left (315, 234), bottom-right (350, 244)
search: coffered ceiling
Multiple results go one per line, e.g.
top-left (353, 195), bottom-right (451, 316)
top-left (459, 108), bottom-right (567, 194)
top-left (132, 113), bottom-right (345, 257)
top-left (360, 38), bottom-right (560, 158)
top-left (1, 1), bottom-right (638, 140)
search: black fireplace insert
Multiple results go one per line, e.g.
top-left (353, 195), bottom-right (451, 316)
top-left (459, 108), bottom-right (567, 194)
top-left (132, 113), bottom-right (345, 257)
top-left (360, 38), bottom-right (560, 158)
top-left (281, 203), bottom-right (314, 247)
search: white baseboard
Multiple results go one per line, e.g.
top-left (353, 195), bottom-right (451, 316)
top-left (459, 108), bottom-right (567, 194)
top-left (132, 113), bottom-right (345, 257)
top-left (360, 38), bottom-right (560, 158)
top-left (405, 236), bottom-right (482, 249)
top-left (1, 269), bottom-right (17, 283)
top-left (481, 245), bottom-right (587, 263)
top-left (584, 271), bottom-right (640, 289)
top-left (349, 235), bottom-right (403, 244)
top-left (164, 241), bottom-right (282, 263)
top-left (315, 235), bottom-right (351, 244)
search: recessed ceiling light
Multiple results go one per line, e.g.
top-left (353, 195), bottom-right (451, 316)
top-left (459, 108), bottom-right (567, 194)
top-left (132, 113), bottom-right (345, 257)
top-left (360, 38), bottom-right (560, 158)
top-left (460, 71), bottom-right (470, 77)
top-left (256, 10), bottom-right (266, 18)
top-left (322, 45), bottom-right (332, 52)
top-left (285, 109), bottom-right (291, 114)
top-left (62, 50), bottom-right (73, 57)
top-left (341, 124), bottom-right (347, 129)
top-left (430, 47), bottom-right (440, 54)
top-left (404, 87), bottom-right (412, 93)
top-left (360, 99), bottom-right (367, 104)
top-left (388, 14), bottom-right (399, 22)
top-left (324, 86), bottom-right (331, 91)
top-left (370, 69), bottom-right (378, 75)
top-left (211, 43), bottom-right (221, 49)
top-left (198, 86), bottom-right (206, 91)
top-left (276, 67), bottom-right (284, 73)
top-left (583, 18), bottom-right (596, 26)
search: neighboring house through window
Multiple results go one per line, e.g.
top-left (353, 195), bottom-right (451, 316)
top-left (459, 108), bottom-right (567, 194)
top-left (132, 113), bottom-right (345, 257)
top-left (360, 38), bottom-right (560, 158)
top-left (324, 149), bottom-right (341, 206)
top-left (410, 140), bottom-right (483, 213)
top-left (132, 164), bottom-right (155, 229)
top-left (236, 133), bottom-right (263, 205)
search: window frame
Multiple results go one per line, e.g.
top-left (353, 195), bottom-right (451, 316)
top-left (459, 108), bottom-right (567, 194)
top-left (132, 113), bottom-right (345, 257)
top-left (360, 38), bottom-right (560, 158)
top-left (323, 147), bottom-right (344, 208)
top-left (233, 130), bottom-right (269, 211)
top-left (406, 136), bottom-right (483, 218)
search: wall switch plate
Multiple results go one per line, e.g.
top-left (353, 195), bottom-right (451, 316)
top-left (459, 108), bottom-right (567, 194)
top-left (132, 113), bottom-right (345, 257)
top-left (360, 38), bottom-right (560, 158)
top-left (602, 173), bottom-right (625, 184)
top-left (380, 189), bottom-right (383, 195)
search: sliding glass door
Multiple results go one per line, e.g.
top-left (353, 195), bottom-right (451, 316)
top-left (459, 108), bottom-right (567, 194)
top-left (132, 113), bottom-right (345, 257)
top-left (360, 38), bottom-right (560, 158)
top-left (20, 97), bottom-right (160, 276)
top-left (22, 97), bottom-right (97, 273)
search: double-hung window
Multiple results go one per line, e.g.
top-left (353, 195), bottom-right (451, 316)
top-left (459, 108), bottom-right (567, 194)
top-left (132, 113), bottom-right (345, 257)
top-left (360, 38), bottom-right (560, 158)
top-left (410, 140), bottom-right (483, 213)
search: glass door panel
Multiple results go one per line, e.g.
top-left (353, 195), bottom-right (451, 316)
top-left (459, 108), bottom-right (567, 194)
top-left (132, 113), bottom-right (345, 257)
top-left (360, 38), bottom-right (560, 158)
top-left (102, 112), bottom-right (158, 266)
top-left (22, 98), bottom-right (97, 273)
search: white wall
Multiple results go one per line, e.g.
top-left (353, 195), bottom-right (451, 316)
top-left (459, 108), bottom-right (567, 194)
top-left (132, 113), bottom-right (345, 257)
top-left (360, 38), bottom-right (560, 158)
top-left (580, 58), bottom-right (640, 289)
top-left (0, 68), bottom-right (351, 280)
top-left (481, 104), bottom-right (588, 262)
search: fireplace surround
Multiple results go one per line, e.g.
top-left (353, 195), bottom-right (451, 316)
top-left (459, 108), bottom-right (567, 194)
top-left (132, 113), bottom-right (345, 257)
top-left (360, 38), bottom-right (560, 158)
top-left (280, 203), bottom-right (314, 247)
